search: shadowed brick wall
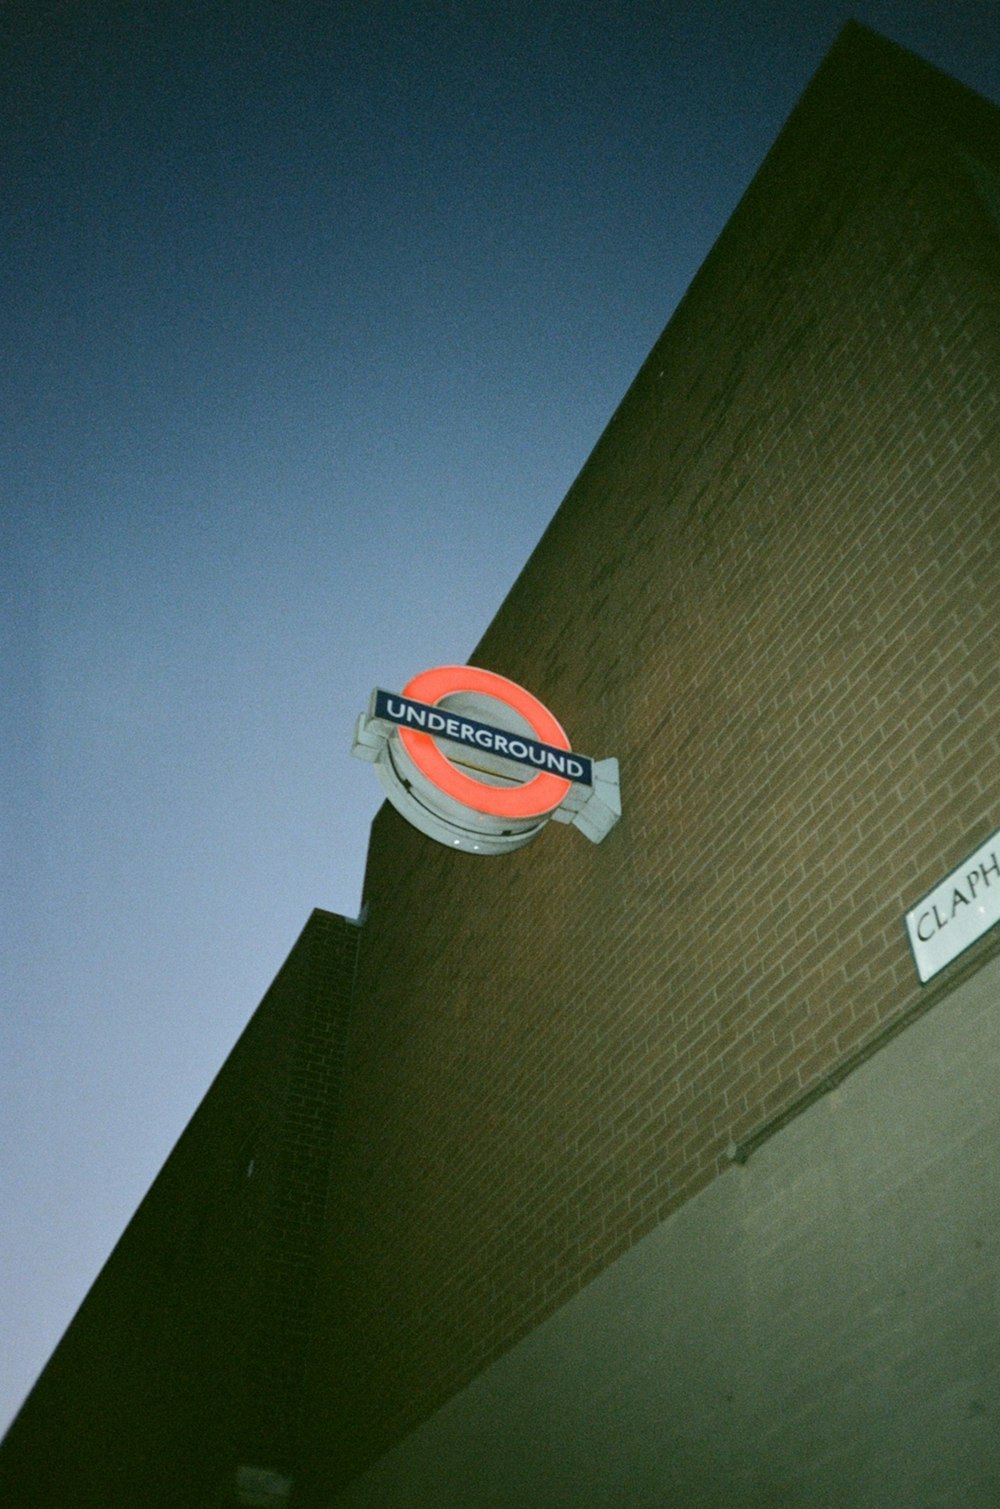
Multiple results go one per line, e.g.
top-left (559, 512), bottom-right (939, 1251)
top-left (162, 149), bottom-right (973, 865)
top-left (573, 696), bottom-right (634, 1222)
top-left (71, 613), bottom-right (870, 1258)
top-left (300, 25), bottom-right (1000, 1498)
top-left (0, 909), bottom-right (359, 1509)
top-left (328, 952), bottom-right (1000, 1509)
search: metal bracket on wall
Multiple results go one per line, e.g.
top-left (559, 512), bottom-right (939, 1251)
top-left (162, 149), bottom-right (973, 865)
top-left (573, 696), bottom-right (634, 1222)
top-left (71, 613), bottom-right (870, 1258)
top-left (549, 757), bottom-right (622, 843)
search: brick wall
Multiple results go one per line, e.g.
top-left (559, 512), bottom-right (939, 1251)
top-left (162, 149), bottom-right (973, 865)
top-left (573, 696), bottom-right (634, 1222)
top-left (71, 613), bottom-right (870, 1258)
top-left (327, 952), bottom-right (1000, 1509)
top-left (300, 26), bottom-right (1000, 1497)
top-left (0, 908), bottom-right (359, 1509)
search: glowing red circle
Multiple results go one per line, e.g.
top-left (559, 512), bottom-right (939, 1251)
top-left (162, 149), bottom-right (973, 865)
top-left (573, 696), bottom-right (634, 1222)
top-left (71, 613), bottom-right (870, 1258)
top-left (399, 666), bottom-right (573, 820)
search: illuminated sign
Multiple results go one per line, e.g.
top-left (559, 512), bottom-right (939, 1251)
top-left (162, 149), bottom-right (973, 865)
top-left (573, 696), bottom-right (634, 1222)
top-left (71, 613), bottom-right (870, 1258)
top-left (352, 665), bottom-right (620, 854)
top-left (904, 824), bottom-right (1000, 982)
top-left (374, 689), bottom-right (593, 786)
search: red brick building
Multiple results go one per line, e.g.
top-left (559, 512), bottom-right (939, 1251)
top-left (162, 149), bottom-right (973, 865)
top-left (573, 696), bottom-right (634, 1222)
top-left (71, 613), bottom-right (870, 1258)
top-left (3, 22), bottom-right (1000, 1508)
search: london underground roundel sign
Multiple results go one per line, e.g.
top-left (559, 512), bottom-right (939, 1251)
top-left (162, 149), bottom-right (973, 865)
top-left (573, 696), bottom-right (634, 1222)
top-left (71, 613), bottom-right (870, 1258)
top-left (399, 666), bottom-right (575, 822)
top-left (352, 666), bottom-right (621, 855)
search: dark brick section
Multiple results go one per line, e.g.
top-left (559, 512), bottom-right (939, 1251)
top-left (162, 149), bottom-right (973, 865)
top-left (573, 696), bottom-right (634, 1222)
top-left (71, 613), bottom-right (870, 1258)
top-left (0, 909), bottom-right (359, 1509)
top-left (299, 27), bottom-right (1000, 1498)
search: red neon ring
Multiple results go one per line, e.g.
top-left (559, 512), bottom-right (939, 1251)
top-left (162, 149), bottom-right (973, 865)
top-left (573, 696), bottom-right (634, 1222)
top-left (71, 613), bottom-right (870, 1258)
top-left (399, 666), bottom-right (572, 820)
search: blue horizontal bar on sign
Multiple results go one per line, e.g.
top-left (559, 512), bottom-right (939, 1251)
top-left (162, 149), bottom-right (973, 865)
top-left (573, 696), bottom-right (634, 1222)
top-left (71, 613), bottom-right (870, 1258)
top-left (374, 690), bottom-right (593, 786)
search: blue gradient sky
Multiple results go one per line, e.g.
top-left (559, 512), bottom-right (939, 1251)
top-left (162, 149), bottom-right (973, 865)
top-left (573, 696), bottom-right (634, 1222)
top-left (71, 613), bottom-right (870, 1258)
top-left (4, 0), bottom-right (999, 1433)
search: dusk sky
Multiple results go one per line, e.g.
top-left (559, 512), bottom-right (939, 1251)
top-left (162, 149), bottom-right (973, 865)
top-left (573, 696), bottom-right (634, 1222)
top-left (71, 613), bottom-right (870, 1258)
top-left (4, 0), bottom-right (1000, 1434)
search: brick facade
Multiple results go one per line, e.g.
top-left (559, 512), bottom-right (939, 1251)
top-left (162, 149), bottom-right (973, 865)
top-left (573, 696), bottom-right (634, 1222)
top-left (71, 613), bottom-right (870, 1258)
top-left (299, 24), bottom-right (1000, 1497)
top-left (326, 950), bottom-right (1000, 1508)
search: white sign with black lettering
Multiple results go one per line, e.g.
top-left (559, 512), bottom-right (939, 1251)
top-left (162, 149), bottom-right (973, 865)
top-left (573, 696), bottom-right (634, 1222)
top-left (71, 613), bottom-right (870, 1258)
top-left (905, 826), bottom-right (1000, 983)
